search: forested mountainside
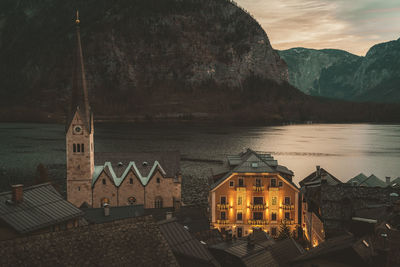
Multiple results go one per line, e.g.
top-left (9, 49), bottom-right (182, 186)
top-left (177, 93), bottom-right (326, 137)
top-left (0, 0), bottom-right (399, 123)
top-left (279, 38), bottom-right (400, 103)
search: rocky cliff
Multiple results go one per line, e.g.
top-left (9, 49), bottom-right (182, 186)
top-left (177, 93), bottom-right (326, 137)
top-left (0, 0), bottom-right (288, 118)
top-left (279, 38), bottom-right (400, 103)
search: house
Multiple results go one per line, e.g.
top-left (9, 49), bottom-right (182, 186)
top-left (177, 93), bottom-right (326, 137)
top-left (82, 204), bottom-right (145, 224)
top-left (347, 173), bottom-right (387, 187)
top-left (65, 15), bottom-right (181, 209)
top-left (0, 216), bottom-right (178, 266)
top-left (0, 183), bottom-right (85, 241)
top-left (209, 230), bottom-right (304, 266)
top-left (209, 149), bottom-right (300, 238)
top-left (300, 166), bottom-right (342, 247)
top-left (158, 218), bottom-right (220, 266)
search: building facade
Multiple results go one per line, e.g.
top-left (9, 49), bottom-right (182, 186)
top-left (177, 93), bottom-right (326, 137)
top-left (66, 16), bottom-right (181, 209)
top-left (210, 149), bottom-right (300, 238)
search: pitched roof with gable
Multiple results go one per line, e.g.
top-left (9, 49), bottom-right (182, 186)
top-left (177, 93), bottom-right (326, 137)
top-left (211, 149), bottom-right (296, 190)
top-left (0, 183), bottom-right (83, 234)
top-left (158, 218), bottom-right (220, 266)
top-left (0, 216), bottom-right (178, 266)
top-left (299, 167), bottom-right (342, 187)
top-left (92, 151), bottom-right (180, 187)
top-left (347, 173), bottom-right (386, 187)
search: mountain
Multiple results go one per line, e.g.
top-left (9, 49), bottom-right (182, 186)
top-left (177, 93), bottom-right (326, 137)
top-left (0, 0), bottom-right (289, 120)
top-left (278, 38), bottom-right (400, 103)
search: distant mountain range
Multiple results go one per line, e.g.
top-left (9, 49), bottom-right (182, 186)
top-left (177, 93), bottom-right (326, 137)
top-left (279, 38), bottom-right (400, 103)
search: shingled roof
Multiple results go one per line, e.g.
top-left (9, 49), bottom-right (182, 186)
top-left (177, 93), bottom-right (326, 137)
top-left (211, 149), bottom-right (296, 190)
top-left (347, 173), bottom-right (387, 187)
top-left (299, 166), bottom-right (342, 187)
top-left (93, 151), bottom-right (181, 187)
top-left (0, 183), bottom-right (83, 234)
top-left (0, 216), bottom-right (178, 266)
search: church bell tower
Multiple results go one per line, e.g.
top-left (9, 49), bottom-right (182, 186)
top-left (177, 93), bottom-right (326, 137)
top-left (66, 11), bottom-right (94, 207)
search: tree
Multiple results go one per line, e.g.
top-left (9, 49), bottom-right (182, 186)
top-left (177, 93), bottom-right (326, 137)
top-left (34, 163), bottom-right (49, 185)
top-left (277, 220), bottom-right (292, 240)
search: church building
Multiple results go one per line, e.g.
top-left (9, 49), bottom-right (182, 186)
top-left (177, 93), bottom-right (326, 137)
top-left (66, 14), bottom-right (181, 209)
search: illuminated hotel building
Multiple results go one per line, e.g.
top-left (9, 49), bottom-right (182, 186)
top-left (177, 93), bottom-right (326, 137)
top-left (210, 149), bottom-right (299, 237)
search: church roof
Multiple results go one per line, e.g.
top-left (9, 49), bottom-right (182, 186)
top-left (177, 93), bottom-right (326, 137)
top-left (0, 183), bottom-right (83, 234)
top-left (347, 173), bottom-right (386, 187)
top-left (92, 151), bottom-right (180, 187)
top-left (66, 16), bottom-right (92, 133)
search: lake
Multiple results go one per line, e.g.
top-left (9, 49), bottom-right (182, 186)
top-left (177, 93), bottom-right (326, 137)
top-left (1, 123), bottom-right (400, 189)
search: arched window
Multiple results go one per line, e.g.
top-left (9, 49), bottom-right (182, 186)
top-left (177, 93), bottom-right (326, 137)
top-left (77, 144), bottom-right (81, 152)
top-left (129, 178), bottom-right (133, 184)
top-left (81, 143), bottom-right (84, 152)
top-left (155, 197), bottom-right (163, 208)
top-left (73, 144), bottom-right (76, 152)
top-left (102, 179), bottom-right (106, 185)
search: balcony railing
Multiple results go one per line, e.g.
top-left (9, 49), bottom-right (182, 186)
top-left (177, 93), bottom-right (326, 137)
top-left (281, 219), bottom-right (295, 225)
top-left (236, 186), bottom-right (246, 192)
top-left (268, 185), bottom-right (279, 190)
top-left (248, 219), bottom-right (268, 225)
top-left (253, 185), bottom-right (264, 192)
top-left (250, 203), bottom-right (268, 211)
top-left (217, 204), bottom-right (229, 210)
top-left (282, 203), bottom-right (295, 211)
top-left (217, 220), bottom-right (229, 225)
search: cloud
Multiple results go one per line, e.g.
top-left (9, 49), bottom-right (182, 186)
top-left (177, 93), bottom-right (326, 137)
top-left (235, 0), bottom-right (400, 55)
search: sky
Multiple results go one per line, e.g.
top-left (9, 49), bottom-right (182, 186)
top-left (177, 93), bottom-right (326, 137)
top-left (235, 0), bottom-right (400, 56)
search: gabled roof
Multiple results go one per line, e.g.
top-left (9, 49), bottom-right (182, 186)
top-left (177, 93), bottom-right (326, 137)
top-left (211, 149), bottom-right (295, 190)
top-left (390, 177), bottom-right (400, 187)
top-left (92, 151), bottom-right (180, 187)
top-left (347, 173), bottom-right (386, 187)
top-left (300, 167), bottom-right (342, 187)
top-left (0, 183), bottom-right (83, 234)
top-left (158, 218), bottom-right (220, 266)
top-left (0, 216), bottom-right (178, 266)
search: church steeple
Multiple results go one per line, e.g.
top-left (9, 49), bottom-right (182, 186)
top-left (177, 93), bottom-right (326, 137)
top-left (67, 10), bottom-right (92, 133)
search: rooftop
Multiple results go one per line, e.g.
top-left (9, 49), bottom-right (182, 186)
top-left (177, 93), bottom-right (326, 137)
top-left (347, 173), bottom-right (387, 187)
top-left (0, 183), bottom-right (83, 234)
top-left (82, 204), bottom-right (144, 224)
top-left (0, 216), bottom-right (178, 266)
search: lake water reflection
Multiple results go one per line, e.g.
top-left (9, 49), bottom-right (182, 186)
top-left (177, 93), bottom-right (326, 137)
top-left (1, 123), bottom-right (399, 186)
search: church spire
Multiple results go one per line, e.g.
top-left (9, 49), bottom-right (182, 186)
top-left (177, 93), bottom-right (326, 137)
top-left (68, 10), bottom-right (91, 132)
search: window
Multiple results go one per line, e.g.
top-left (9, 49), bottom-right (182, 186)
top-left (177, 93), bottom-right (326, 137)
top-left (157, 178), bottom-right (161, 183)
top-left (272, 196), bottom-right (277, 205)
top-left (81, 143), bottom-right (84, 152)
top-left (155, 197), bottom-right (163, 208)
top-left (238, 178), bottom-right (244, 187)
top-left (220, 196), bottom-right (227, 204)
top-left (237, 212), bottom-right (243, 221)
top-left (73, 144), bottom-right (76, 152)
top-left (77, 186), bottom-right (80, 191)
top-left (229, 181), bottom-right (234, 187)
top-left (271, 227), bottom-right (277, 236)
top-left (253, 212), bottom-right (263, 220)
top-left (271, 212), bottom-right (277, 221)
top-left (237, 227), bottom-right (243, 238)
top-left (129, 178), bottom-right (133, 184)
top-left (238, 196), bottom-right (243, 206)
top-left (253, 197), bottom-right (263, 205)
top-left (256, 178), bottom-right (261, 186)
top-left (102, 179), bottom-right (106, 185)
top-left (285, 212), bottom-right (290, 220)
top-left (278, 181), bottom-right (283, 187)
top-left (271, 178), bottom-right (276, 187)
top-left (284, 197), bottom-right (291, 205)
top-left (77, 144), bottom-right (80, 152)
top-left (221, 211), bottom-right (226, 220)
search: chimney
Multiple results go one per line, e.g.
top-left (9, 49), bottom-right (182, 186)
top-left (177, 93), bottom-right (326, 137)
top-left (12, 184), bottom-right (23, 204)
top-left (103, 203), bottom-right (110, 216)
top-left (386, 176), bottom-right (391, 185)
top-left (166, 211), bottom-right (173, 220)
top-left (316, 166), bottom-right (321, 177)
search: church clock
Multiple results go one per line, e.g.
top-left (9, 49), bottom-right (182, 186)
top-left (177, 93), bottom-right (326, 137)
top-left (73, 125), bottom-right (83, 135)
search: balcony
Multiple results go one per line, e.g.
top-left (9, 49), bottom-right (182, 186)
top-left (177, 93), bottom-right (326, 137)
top-left (217, 204), bottom-right (229, 210)
top-left (250, 203), bottom-right (268, 211)
top-left (268, 185), bottom-right (279, 191)
top-left (236, 185), bottom-right (246, 192)
top-left (248, 219), bottom-right (268, 225)
top-left (217, 220), bottom-right (229, 225)
top-left (252, 185), bottom-right (264, 192)
top-left (281, 219), bottom-right (295, 225)
top-left (282, 203), bottom-right (295, 211)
